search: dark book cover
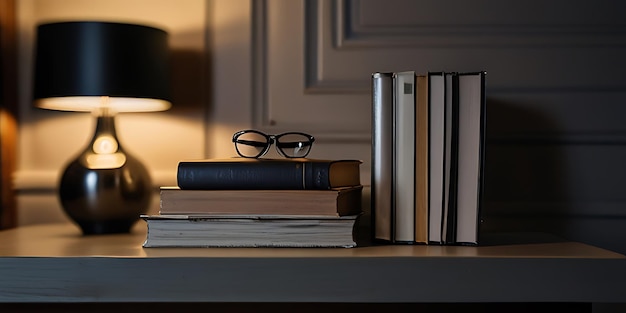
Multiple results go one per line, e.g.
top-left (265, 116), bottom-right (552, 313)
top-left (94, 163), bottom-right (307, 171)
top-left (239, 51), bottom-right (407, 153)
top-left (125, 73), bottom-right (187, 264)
top-left (454, 71), bottom-right (486, 246)
top-left (443, 72), bottom-right (459, 244)
top-left (177, 158), bottom-right (361, 190)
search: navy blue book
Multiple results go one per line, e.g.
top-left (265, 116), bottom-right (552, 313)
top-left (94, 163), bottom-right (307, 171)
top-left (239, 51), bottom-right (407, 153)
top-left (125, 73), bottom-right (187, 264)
top-left (177, 158), bottom-right (362, 190)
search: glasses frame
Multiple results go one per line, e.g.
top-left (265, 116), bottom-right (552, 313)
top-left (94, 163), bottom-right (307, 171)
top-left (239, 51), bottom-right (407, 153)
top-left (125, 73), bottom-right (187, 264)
top-left (232, 129), bottom-right (315, 158)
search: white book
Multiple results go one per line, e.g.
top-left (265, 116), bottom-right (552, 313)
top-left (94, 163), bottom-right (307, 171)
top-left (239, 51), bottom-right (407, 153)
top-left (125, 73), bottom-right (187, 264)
top-left (371, 72), bottom-right (394, 242)
top-left (427, 72), bottom-right (445, 244)
top-left (393, 71), bottom-right (416, 243)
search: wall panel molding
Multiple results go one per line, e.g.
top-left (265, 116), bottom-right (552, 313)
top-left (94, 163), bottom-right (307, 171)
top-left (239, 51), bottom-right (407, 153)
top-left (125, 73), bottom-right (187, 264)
top-left (336, 0), bottom-right (626, 48)
top-left (304, 0), bottom-right (626, 95)
top-left (251, 0), bottom-right (370, 139)
top-left (484, 201), bottom-right (626, 219)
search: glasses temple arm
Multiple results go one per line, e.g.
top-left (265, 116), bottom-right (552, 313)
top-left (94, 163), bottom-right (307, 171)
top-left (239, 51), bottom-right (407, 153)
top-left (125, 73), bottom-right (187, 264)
top-left (235, 139), bottom-right (269, 148)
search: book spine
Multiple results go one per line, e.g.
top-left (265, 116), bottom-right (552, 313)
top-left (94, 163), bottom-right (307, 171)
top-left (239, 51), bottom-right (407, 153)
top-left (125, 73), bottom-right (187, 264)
top-left (308, 162), bottom-right (330, 189)
top-left (476, 71), bottom-right (487, 245)
top-left (177, 162), bottom-right (333, 190)
top-left (371, 72), bottom-right (394, 242)
top-left (414, 74), bottom-right (429, 244)
top-left (393, 71), bottom-right (416, 243)
top-left (455, 71), bottom-right (486, 245)
top-left (427, 72), bottom-right (445, 244)
top-left (442, 72), bottom-right (459, 244)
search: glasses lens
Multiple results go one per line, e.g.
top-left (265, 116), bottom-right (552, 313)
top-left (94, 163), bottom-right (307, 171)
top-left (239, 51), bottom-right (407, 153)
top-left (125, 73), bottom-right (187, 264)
top-left (276, 133), bottom-right (313, 158)
top-left (234, 131), bottom-right (269, 158)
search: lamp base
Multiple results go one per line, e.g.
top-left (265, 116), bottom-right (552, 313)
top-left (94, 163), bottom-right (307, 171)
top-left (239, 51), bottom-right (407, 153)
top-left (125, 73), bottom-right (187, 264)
top-left (73, 219), bottom-right (138, 235)
top-left (59, 113), bottom-right (153, 235)
top-left (60, 153), bottom-right (152, 235)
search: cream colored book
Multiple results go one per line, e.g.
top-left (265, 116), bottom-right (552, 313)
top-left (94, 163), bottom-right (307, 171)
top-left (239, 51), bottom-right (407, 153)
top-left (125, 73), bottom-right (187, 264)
top-left (159, 185), bottom-right (362, 217)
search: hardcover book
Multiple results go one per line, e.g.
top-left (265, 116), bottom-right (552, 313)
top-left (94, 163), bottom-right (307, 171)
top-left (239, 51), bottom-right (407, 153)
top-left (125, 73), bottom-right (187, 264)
top-left (393, 71), bottom-right (416, 243)
top-left (442, 72), bottom-right (459, 244)
top-left (159, 185), bottom-right (363, 217)
top-left (428, 72), bottom-right (446, 244)
top-left (177, 158), bottom-right (362, 190)
top-left (371, 72), bottom-right (394, 242)
top-left (414, 74), bottom-right (429, 244)
top-left (142, 214), bottom-right (359, 248)
top-left (454, 71), bottom-right (486, 245)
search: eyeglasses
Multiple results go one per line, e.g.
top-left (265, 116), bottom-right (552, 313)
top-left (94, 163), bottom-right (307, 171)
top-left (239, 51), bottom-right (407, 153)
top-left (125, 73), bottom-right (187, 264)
top-left (232, 129), bottom-right (315, 158)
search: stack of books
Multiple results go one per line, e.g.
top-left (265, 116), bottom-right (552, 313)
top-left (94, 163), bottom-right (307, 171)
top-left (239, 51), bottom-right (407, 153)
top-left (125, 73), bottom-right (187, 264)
top-left (372, 71), bottom-right (486, 245)
top-left (142, 158), bottom-right (363, 248)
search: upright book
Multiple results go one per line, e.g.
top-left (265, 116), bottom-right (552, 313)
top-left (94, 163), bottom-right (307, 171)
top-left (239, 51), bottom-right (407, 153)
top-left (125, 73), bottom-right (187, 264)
top-left (393, 71), bottom-right (416, 243)
top-left (453, 71), bottom-right (486, 245)
top-left (371, 72), bottom-right (394, 242)
top-left (142, 214), bottom-right (359, 248)
top-left (427, 72), bottom-right (446, 244)
top-left (442, 72), bottom-right (459, 244)
top-left (177, 158), bottom-right (361, 190)
top-left (414, 73), bottom-right (429, 244)
top-left (159, 185), bottom-right (363, 217)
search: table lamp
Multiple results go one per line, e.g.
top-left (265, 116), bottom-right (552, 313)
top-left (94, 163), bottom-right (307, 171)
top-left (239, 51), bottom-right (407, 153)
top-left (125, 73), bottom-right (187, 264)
top-left (33, 21), bottom-right (171, 235)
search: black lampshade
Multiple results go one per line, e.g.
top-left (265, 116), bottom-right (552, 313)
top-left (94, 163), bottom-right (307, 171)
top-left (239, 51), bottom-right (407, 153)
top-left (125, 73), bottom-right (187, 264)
top-left (33, 21), bottom-right (171, 112)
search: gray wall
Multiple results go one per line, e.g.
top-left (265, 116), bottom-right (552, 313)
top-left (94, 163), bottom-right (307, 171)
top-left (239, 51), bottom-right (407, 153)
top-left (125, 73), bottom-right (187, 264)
top-left (238, 0), bottom-right (626, 254)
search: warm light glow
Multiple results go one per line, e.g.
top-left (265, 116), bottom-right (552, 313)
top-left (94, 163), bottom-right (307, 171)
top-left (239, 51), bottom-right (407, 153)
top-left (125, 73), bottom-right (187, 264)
top-left (93, 135), bottom-right (118, 154)
top-left (85, 153), bottom-right (127, 169)
top-left (83, 131), bottom-right (127, 169)
top-left (35, 96), bottom-right (171, 113)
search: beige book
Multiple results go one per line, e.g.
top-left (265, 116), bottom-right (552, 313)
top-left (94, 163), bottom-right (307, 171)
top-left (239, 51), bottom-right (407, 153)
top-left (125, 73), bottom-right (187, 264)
top-left (159, 185), bottom-right (363, 217)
